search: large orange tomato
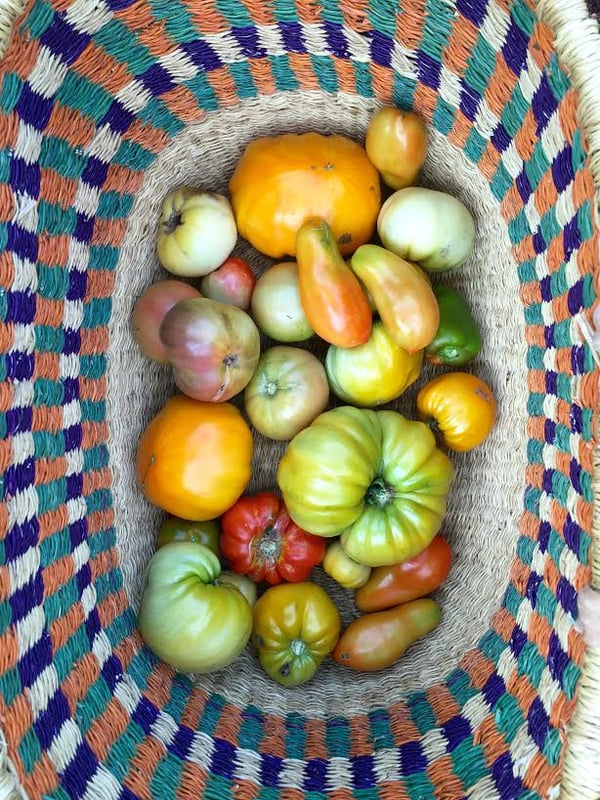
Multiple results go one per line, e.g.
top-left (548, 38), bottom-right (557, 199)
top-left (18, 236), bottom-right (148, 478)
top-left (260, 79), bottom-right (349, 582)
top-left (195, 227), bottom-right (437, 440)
top-left (135, 395), bottom-right (253, 520)
top-left (229, 132), bottom-right (381, 259)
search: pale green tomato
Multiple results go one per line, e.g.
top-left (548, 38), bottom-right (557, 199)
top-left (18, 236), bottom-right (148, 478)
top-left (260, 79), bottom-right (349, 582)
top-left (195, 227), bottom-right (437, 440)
top-left (251, 262), bottom-right (314, 342)
top-left (218, 571), bottom-right (258, 607)
top-left (377, 187), bottom-right (475, 272)
top-left (157, 187), bottom-right (237, 277)
top-left (138, 542), bottom-right (252, 673)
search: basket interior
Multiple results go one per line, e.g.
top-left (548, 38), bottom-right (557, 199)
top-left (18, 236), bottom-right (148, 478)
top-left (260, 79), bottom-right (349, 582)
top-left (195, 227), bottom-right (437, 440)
top-left (109, 90), bottom-right (530, 713)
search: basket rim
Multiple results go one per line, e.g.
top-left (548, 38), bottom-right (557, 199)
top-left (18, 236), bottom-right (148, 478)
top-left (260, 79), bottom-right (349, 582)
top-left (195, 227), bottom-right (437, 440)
top-left (0, 0), bottom-right (599, 798)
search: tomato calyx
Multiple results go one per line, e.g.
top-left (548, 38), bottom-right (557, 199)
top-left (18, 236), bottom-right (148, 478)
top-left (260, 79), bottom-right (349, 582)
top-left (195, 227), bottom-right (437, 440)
top-left (365, 476), bottom-right (396, 508)
top-left (255, 527), bottom-right (282, 565)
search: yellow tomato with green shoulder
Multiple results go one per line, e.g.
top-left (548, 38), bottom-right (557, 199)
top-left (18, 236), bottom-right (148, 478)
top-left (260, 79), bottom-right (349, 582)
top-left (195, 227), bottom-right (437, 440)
top-left (325, 320), bottom-right (423, 407)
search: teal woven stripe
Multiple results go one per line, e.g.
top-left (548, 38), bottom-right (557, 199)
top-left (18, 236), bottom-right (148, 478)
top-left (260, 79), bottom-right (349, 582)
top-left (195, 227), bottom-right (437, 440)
top-left (311, 55), bottom-right (338, 93)
top-left (392, 74), bottom-right (418, 110)
top-left (238, 705), bottom-right (265, 751)
top-left (285, 712), bottom-right (307, 759)
top-left (450, 738), bottom-right (489, 789)
top-left (149, 752), bottom-right (184, 798)
top-left (368, 709), bottom-right (395, 749)
top-left (217, 0), bottom-right (254, 26)
top-left (18, 727), bottom-right (41, 773)
top-left (180, 71), bottom-right (219, 113)
top-left (0, 72), bottom-right (23, 114)
top-left (404, 771), bottom-right (436, 800)
top-left (97, 191), bottom-right (135, 219)
top-left (464, 35), bottom-right (497, 99)
top-left (19, 0), bottom-right (54, 39)
top-left (95, 18), bottom-right (156, 73)
top-left (113, 139), bottom-right (156, 171)
top-left (230, 62), bottom-right (259, 101)
top-left (58, 72), bottom-right (114, 124)
top-left (149, 0), bottom-right (196, 42)
top-left (138, 96), bottom-right (185, 137)
top-left (433, 98), bottom-right (455, 137)
top-left (421, 0), bottom-right (454, 63)
top-left (325, 716), bottom-right (351, 757)
top-left (406, 691), bottom-right (436, 735)
top-left (39, 135), bottom-right (88, 179)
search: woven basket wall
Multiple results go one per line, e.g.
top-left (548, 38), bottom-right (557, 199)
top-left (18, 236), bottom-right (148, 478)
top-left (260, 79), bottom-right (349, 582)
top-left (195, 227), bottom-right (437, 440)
top-left (1, 0), bottom-right (599, 798)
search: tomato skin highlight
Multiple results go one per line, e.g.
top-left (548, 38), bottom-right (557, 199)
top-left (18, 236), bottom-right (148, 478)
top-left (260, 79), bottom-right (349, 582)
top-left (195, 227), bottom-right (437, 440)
top-left (332, 598), bottom-right (441, 671)
top-left (354, 535), bottom-right (452, 612)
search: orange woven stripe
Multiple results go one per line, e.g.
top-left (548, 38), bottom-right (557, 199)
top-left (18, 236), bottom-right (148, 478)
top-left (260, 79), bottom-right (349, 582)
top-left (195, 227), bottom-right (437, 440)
top-left (287, 54), bottom-right (321, 91)
top-left (387, 701), bottom-right (422, 745)
top-left (0, 626), bottom-right (17, 670)
top-left (1, 694), bottom-right (33, 765)
top-left (33, 351), bottom-right (59, 381)
top-left (122, 736), bottom-right (166, 800)
top-left (80, 326), bottom-right (109, 356)
top-left (34, 296), bottom-right (64, 328)
top-left (478, 140), bottom-right (502, 183)
top-left (39, 169), bottom-right (77, 208)
top-left (333, 57), bottom-right (358, 95)
top-left (513, 109), bottom-right (537, 163)
top-left (396, 0), bottom-right (425, 51)
top-left (0, 184), bottom-right (13, 223)
top-left (341, 0), bottom-right (371, 34)
top-left (73, 41), bottom-right (133, 97)
top-left (207, 66), bottom-right (241, 107)
top-left (445, 14), bottom-right (478, 77)
top-left (35, 455), bottom-right (66, 486)
top-left (327, 789), bottom-right (356, 800)
top-left (0, 323), bottom-right (13, 362)
top-left (484, 54), bottom-right (516, 119)
top-left (159, 85), bottom-right (205, 127)
top-left (412, 83), bottom-right (438, 125)
top-left (91, 216), bottom-right (127, 246)
top-left (247, 58), bottom-right (278, 95)
top-left (47, 103), bottom-right (95, 149)
top-left (38, 235), bottom-right (70, 268)
top-left (97, 589), bottom-right (131, 630)
top-left (501, 183), bottom-right (525, 221)
top-left (37, 507), bottom-right (69, 543)
top-left (371, 64), bottom-right (395, 106)
top-left (2, 36), bottom-right (40, 81)
top-left (459, 649), bottom-right (496, 689)
top-left (448, 109), bottom-right (473, 151)
top-left (79, 374), bottom-right (107, 401)
top-left (87, 696), bottom-right (131, 761)
top-left (477, 714), bottom-right (511, 771)
top-left (305, 716), bottom-right (328, 758)
top-left (61, 652), bottom-right (101, 715)
top-left (179, 687), bottom-right (209, 731)
top-left (213, 699), bottom-right (243, 747)
top-left (124, 118), bottom-right (171, 156)
top-left (259, 712), bottom-right (287, 758)
top-left (180, 0), bottom-right (229, 35)
top-left (523, 752), bottom-right (563, 798)
top-left (534, 169), bottom-right (560, 217)
top-left (21, 754), bottom-right (58, 800)
top-left (425, 684), bottom-right (461, 726)
top-left (43, 554), bottom-right (76, 603)
top-left (104, 162), bottom-right (145, 195)
top-left (427, 754), bottom-right (466, 799)
top-left (176, 761), bottom-right (208, 800)
top-left (348, 712), bottom-right (374, 757)
top-left (278, 788), bottom-right (305, 800)
top-left (378, 783), bottom-right (410, 800)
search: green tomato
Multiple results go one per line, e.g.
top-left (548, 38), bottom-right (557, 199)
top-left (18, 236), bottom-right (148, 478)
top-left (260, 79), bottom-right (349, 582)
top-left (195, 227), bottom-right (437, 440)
top-left (277, 406), bottom-right (454, 567)
top-left (156, 516), bottom-right (221, 556)
top-left (252, 582), bottom-right (341, 688)
top-left (138, 542), bottom-right (252, 673)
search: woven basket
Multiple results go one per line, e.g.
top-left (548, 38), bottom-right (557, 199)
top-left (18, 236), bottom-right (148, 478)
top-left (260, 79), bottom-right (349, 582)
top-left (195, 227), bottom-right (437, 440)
top-left (1, 0), bottom-right (599, 798)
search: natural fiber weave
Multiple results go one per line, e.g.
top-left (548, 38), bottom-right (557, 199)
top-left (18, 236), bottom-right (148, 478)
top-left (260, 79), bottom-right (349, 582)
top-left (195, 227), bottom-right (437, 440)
top-left (0, 0), bottom-right (598, 799)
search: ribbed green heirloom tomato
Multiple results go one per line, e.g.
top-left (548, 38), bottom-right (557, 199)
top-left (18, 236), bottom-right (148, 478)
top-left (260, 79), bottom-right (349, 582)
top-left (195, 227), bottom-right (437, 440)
top-left (138, 542), bottom-right (252, 673)
top-left (252, 582), bottom-right (341, 687)
top-left (277, 406), bottom-right (454, 567)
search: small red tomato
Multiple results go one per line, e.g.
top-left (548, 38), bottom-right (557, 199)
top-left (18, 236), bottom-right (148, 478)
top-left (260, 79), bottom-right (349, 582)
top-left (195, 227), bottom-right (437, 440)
top-left (200, 257), bottom-right (256, 310)
top-left (132, 279), bottom-right (201, 362)
top-left (220, 492), bottom-right (326, 585)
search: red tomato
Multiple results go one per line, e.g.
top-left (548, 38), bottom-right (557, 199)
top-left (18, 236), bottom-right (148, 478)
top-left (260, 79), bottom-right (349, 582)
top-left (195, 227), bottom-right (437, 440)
top-left (200, 257), bottom-right (256, 310)
top-left (354, 535), bottom-right (452, 612)
top-left (220, 492), bottom-right (326, 584)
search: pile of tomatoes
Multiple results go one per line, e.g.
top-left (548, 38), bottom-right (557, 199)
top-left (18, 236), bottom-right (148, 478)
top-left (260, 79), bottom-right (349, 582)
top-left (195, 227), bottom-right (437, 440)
top-left (131, 107), bottom-right (497, 688)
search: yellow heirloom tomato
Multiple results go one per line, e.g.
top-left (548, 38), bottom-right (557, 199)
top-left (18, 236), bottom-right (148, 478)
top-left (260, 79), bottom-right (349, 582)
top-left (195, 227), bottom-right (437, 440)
top-left (325, 320), bottom-right (423, 407)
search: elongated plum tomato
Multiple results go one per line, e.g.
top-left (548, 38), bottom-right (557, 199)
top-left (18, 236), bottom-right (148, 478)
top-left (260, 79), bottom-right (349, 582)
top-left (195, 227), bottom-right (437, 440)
top-left (354, 535), bottom-right (452, 612)
top-left (132, 280), bottom-right (201, 363)
top-left (135, 394), bottom-right (253, 520)
top-left (365, 107), bottom-right (428, 190)
top-left (332, 598), bottom-right (441, 671)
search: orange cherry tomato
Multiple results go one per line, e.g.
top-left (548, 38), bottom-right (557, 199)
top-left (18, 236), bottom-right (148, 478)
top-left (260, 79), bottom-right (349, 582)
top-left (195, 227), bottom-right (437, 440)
top-left (354, 535), bottom-right (452, 612)
top-left (135, 395), bottom-right (253, 520)
top-left (365, 107), bottom-right (428, 190)
top-left (416, 372), bottom-right (497, 452)
top-left (296, 218), bottom-right (372, 348)
top-left (332, 598), bottom-right (441, 671)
